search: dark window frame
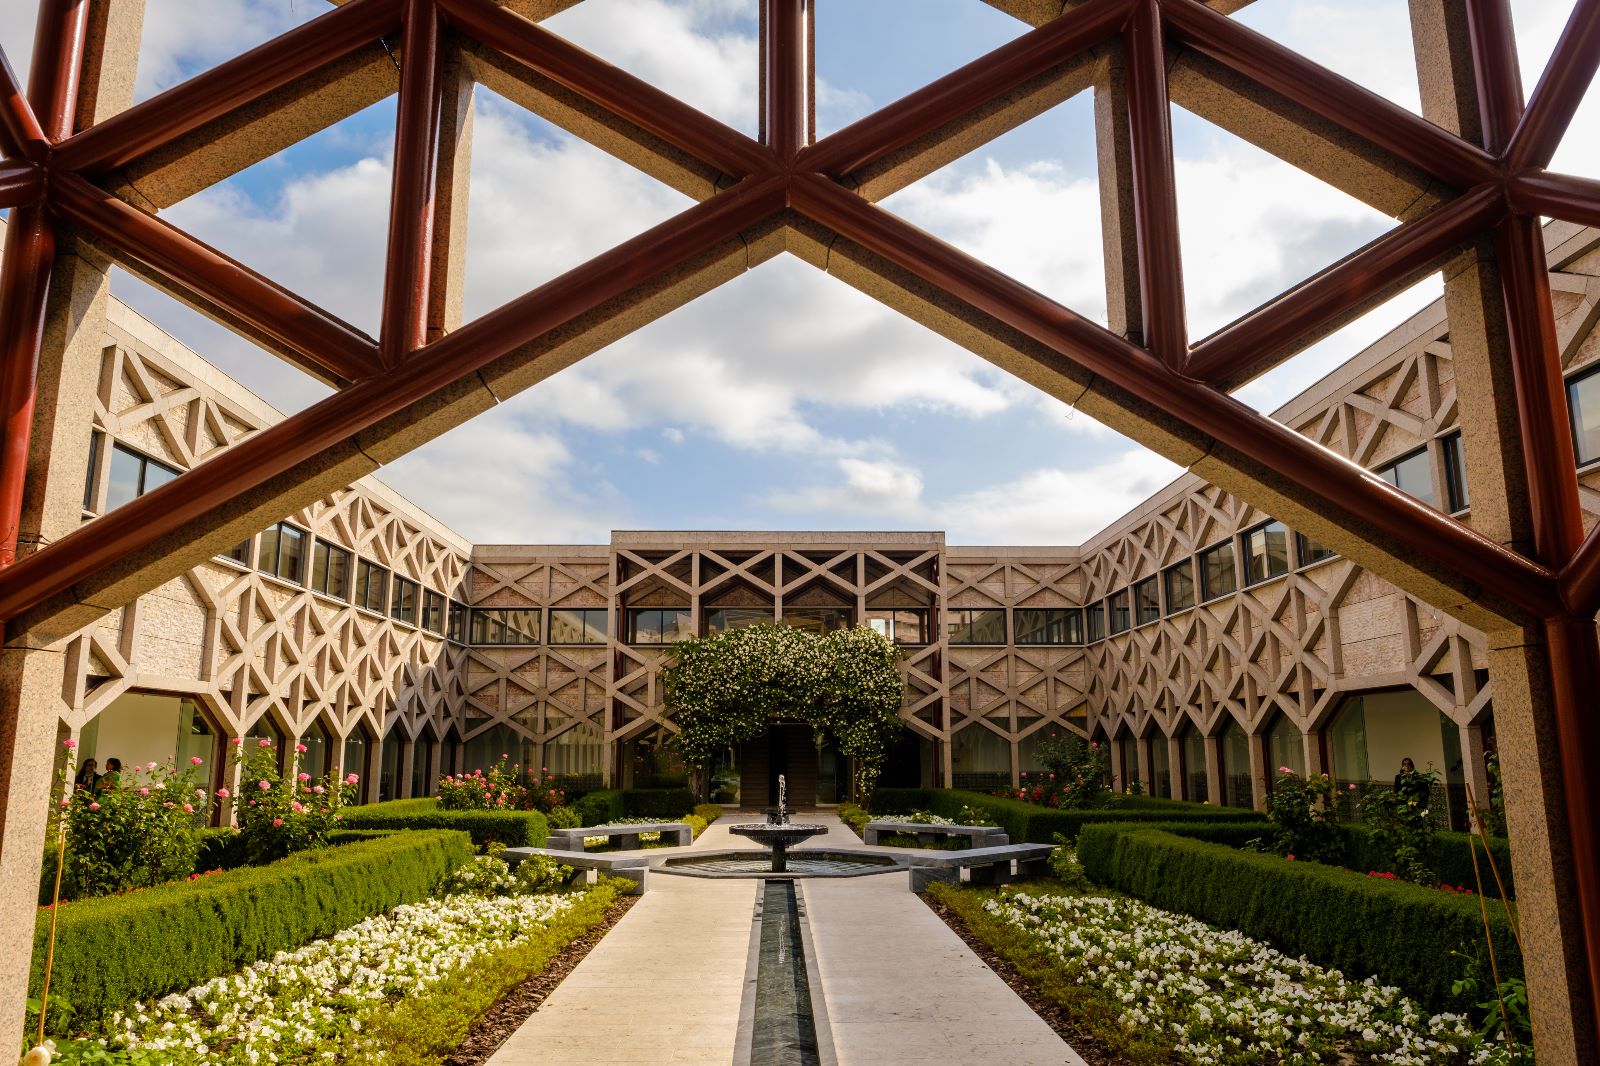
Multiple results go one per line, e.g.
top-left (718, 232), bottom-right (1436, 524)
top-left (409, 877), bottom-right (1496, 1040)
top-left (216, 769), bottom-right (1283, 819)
top-left (1198, 539), bottom-right (1239, 603)
top-left (1107, 590), bottom-right (1131, 635)
top-left (1295, 532), bottom-right (1337, 568)
top-left (390, 577), bottom-right (420, 626)
top-left (625, 606), bottom-right (694, 645)
top-left (946, 607), bottom-right (1008, 645)
top-left (1568, 363), bottom-right (1600, 468)
top-left (864, 607), bottom-right (932, 646)
top-left (1013, 607), bottom-right (1084, 646)
top-left (309, 540), bottom-right (353, 601)
top-left (447, 600), bottom-right (469, 643)
top-left (1163, 559), bottom-right (1195, 614)
top-left (1241, 519), bottom-right (1291, 587)
top-left (1132, 576), bottom-right (1161, 627)
top-left (1442, 429), bottom-right (1470, 514)
top-left (1376, 445), bottom-right (1438, 509)
top-left (469, 607), bottom-right (543, 646)
top-left (355, 560), bottom-right (390, 615)
top-left (549, 607), bottom-right (610, 645)
top-left (1086, 604), bottom-right (1105, 642)
top-left (257, 521), bottom-right (308, 585)
top-left (103, 440), bottom-right (180, 513)
top-left (422, 590), bottom-right (446, 634)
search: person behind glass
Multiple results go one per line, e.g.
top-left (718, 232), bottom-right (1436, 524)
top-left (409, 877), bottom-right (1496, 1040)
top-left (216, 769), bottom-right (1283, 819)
top-left (1394, 757), bottom-right (1428, 807)
top-left (95, 757), bottom-right (122, 793)
top-left (72, 757), bottom-right (99, 792)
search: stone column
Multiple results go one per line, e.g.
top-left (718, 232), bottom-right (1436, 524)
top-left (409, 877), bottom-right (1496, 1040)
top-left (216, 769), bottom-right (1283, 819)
top-left (1108, 735), bottom-right (1127, 792)
top-left (1247, 731), bottom-right (1269, 810)
top-left (1134, 734), bottom-right (1152, 793)
top-left (1167, 734), bottom-right (1185, 800)
top-left (1204, 735), bottom-right (1224, 805)
top-left (1407, 3), bottom-right (1598, 1055)
top-left (1458, 721), bottom-right (1492, 830)
top-left (398, 739), bottom-right (416, 800)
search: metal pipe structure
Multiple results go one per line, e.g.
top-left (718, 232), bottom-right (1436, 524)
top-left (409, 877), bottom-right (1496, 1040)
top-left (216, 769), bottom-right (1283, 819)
top-left (1123, 0), bottom-right (1187, 366)
top-left (1505, 0), bottom-right (1600, 172)
top-left (378, 0), bottom-right (444, 369)
top-left (1, 0), bottom-right (1599, 1045)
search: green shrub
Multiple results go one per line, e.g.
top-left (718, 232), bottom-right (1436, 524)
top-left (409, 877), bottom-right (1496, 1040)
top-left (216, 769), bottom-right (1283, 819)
top-left (546, 804), bottom-right (581, 829)
top-left (693, 803), bottom-right (724, 825)
top-left (1340, 824), bottom-right (1515, 899)
top-left (836, 802), bottom-right (871, 835)
top-left (869, 788), bottom-right (1265, 843)
top-left (572, 790), bottom-right (626, 826)
top-left (57, 754), bottom-right (210, 900)
top-left (32, 830), bottom-right (473, 1022)
top-left (340, 798), bottom-right (548, 848)
top-left (683, 814), bottom-right (709, 839)
top-left (231, 737), bottom-right (354, 864)
top-left (1075, 824), bottom-right (1520, 1011)
top-left (192, 827), bottom-right (248, 872)
top-left (571, 788), bottom-right (696, 825)
top-left (353, 881), bottom-right (624, 1065)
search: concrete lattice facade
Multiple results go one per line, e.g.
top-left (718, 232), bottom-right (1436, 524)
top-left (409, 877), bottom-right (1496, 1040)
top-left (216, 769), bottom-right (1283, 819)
top-left (48, 225), bottom-right (1600, 813)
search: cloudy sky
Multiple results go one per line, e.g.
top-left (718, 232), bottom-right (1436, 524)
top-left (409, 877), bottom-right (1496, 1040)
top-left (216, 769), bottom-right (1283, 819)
top-left (1, 0), bottom-right (1593, 545)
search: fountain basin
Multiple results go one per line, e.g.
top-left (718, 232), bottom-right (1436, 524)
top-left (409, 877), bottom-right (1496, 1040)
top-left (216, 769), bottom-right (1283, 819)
top-left (655, 848), bottom-right (907, 879)
top-left (728, 822), bottom-right (829, 872)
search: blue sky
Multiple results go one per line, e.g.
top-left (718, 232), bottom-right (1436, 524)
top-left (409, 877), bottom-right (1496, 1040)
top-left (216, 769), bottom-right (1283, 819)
top-left (1, 0), bottom-right (1592, 545)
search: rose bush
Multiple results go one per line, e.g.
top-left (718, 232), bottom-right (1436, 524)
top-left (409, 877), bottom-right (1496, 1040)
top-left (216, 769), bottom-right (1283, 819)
top-left (231, 738), bottom-right (355, 865)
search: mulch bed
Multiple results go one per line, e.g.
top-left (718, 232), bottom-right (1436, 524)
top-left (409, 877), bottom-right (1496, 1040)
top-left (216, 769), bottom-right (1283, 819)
top-left (921, 892), bottom-right (1143, 1066)
top-left (443, 894), bottom-right (639, 1066)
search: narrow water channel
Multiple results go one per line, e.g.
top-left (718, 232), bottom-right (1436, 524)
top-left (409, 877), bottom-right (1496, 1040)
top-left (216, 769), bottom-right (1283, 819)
top-left (750, 880), bottom-right (822, 1066)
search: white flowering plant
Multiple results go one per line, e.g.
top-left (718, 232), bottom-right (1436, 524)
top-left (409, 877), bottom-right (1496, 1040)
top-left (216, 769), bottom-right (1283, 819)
top-left (661, 623), bottom-right (904, 796)
top-left (969, 886), bottom-right (1523, 1065)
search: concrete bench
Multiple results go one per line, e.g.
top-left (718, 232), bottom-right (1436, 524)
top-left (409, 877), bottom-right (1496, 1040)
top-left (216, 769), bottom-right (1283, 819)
top-left (503, 846), bottom-right (651, 894)
top-left (546, 822), bottom-right (693, 852)
top-left (864, 820), bottom-right (1009, 849)
top-left (907, 843), bottom-right (1055, 893)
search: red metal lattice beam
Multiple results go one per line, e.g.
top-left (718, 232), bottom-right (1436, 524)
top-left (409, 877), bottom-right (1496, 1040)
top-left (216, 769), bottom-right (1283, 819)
top-left (1123, 0), bottom-right (1187, 367)
top-left (0, 161), bottom-right (43, 208)
top-left (1507, 0), bottom-right (1600, 172)
top-left (0, 44), bottom-right (46, 161)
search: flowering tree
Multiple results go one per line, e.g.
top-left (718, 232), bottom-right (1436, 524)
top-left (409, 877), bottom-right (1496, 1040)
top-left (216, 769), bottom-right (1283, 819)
top-left (54, 741), bottom-right (212, 898)
top-left (661, 624), bottom-right (904, 798)
top-left (231, 737), bottom-right (356, 864)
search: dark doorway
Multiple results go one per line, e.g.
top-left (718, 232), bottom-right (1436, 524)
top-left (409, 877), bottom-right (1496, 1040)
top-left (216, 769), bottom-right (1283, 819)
top-left (739, 723), bottom-right (819, 809)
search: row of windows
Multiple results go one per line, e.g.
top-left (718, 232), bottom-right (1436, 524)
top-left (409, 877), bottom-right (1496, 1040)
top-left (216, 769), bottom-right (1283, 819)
top-left (1096, 522), bottom-right (1336, 639)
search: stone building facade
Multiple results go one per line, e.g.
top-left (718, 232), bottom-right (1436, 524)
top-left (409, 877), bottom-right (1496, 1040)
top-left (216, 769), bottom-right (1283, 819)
top-left (47, 224), bottom-right (1600, 817)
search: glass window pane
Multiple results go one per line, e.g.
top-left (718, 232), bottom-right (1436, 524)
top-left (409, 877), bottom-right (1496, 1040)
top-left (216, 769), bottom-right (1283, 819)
top-left (1443, 431), bottom-right (1469, 512)
top-left (83, 431), bottom-right (102, 511)
top-left (423, 591), bottom-right (445, 633)
top-left (551, 608), bottom-right (608, 643)
top-left (1134, 578), bottom-right (1160, 625)
top-left (705, 608), bottom-right (773, 635)
top-left (470, 608), bottom-right (540, 645)
top-left (1379, 448), bottom-right (1437, 509)
top-left (1108, 591), bottom-right (1130, 634)
top-left (1570, 368), bottom-right (1600, 466)
top-left (968, 609), bottom-right (1006, 643)
top-left (326, 546), bottom-right (350, 599)
top-left (1086, 605), bottom-right (1105, 642)
top-left (257, 524), bottom-right (281, 574)
top-left (278, 526), bottom-right (305, 583)
top-left (1244, 521), bottom-right (1289, 586)
top-left (1296, 532), bottom-right (1335, 567)
top-left (1164, 561), bottom-right (1194, 612)
top-left (141, 460), bottom-right (177, 494)
top-left (448, 602), bottom-right (468, 642)
top-left (105, 445), bottom-right (142, 511)
top-left (1200, 541), bottom-right (1237, 601)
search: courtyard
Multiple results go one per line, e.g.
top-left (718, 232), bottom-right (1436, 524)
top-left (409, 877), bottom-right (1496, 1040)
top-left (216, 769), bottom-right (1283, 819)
top-left (2, 0), bottom-right (1599, 1062)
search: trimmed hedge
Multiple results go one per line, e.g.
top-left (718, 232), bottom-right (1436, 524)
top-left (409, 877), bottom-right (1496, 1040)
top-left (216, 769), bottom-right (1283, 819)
top-left (1076, 824), bottom-right (1520, 1011)
top-left (340, 799), bottom-right (548, 848)
top-left (572, 788), bottom-right (697, 826)
top-left (32, 829), bottom-right (473, 1020)
top-left (869, 788), bottom-right (1266, 843)
top-left (1339, 824), bottom-right (1515, 899)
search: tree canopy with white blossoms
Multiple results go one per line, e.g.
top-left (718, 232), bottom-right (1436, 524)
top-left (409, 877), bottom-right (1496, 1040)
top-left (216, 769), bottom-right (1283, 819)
top-left (660, 624), bottom-right (905, 797)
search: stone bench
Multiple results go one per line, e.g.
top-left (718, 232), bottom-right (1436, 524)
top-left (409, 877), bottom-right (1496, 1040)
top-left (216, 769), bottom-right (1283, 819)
top-left (503, 846), bottom-right (652, 894)
top-left (907, 843), bottom-right (1055, 893)
top-left (864, 820), bottom-right (1009, 849)
top-left (546, 822), bottom-right (694, 851)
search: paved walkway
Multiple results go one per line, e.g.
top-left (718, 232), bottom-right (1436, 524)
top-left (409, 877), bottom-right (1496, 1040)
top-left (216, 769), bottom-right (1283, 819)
top-left (487, 812), bottom-right (1083, 1066)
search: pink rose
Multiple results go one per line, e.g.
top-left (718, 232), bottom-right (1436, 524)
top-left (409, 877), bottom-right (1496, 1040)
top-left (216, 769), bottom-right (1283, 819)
top-left (183, 804), bottom-right (194, 814)
top-left (345, 774), bottom-right (359, 785)
top-left (258, 738), bottom-right (272, 748)
top-left (146, 761), bottom-right (158, 771)
top-left (1279, 766), bottom-right (1293, 774)
top-left (59, 798), bottom-right (69, 808)
top-left (272, 817), bottom-right (283, 827)
top-left (190, 757), bottom-right (204, 766)
top-left (163, 801), bottom-right (174, 808)
top-left (258, 780), bottom-right (270, 791)
top-left (291, 802), bottom-right (304, 813)
top-left (334, 813), bottom-right (343, 821)
top-left (139, 788), bottom-right (150, 796)
top-left (63, 739), bottom-right (77, 750)
top-left (298, 772), bottom-right (310, 782)
top-left (89, 802), bottom-right (101, 811)
top-left (295, 744), bottom-right (307, 753)
top-left (230, 737), bottom-right (244, 747)
top-left (217, 787), bottom-right (231, 799)
top-left (313, 785), bottom-right (325, 794)
top-left (195, 789), bottom-right (206, 798)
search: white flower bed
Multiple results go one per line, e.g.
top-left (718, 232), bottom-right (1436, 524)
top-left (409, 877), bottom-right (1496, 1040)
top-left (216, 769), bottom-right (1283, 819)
top-left (103, 890), bottom-right (586, 1065)
top-left (982, 890), bottom-right (1514, 1065)
top-left (583, 819), bottom-right (673, 847)
top-left (877, 811), bottom-right (956, 826)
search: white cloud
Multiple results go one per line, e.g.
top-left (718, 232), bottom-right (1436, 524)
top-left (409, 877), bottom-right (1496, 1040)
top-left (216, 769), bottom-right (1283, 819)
top-left (768, 457), bottom-right (928, 519)
top-left (943, 450), bottom-right (1185, 545)
top-left (662, 427), bottom-right (685, 444)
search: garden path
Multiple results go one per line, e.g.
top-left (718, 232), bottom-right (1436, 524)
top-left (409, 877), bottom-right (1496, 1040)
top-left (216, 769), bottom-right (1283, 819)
top-left (488, 813), bottom-right (1084, 1065)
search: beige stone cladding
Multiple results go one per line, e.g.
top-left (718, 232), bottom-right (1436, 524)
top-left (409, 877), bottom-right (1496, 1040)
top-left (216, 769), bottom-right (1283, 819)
top-left (61, 298), bottom-right (471, 795)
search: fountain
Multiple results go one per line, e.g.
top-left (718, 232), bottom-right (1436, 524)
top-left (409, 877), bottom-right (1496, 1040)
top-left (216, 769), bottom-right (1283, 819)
top-left (726, 775), bottom-right (827, 872)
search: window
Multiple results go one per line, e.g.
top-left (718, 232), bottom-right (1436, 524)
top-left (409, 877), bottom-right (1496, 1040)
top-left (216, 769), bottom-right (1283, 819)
top-left (704, 608), bottom-right (774, 635)
top-left (1569, 364), bottom-right (1600, 466)
top-left (1198, 540), bottom-right (1238, 601)
top-left (1377, 446), bottom-right (1437, 509)
top-left (1133, 577), bottom-right (1161, 626)
top-left (1242, 520), bottom-right (1290, 586)
top-left (222, 538), bottom-right (252, 566)
top-left (1107, 590), bottom-right (1130, 634)
top-left (1163, 560), bottom-right (1195, 613)
top-left (83, 430), bottom-right (101, 511)
top-left (550, 608), bottom-right (609, 644)
top-left (1086, 604), bottom-right (1105, 642)
top-left (309, 541), bottom-right (351, 600)
top-left (1442, 430), bottom-right (1469, 513)
top-left (422, 591), bottom-right (446, 634)
top-left (1013, 608), bottom-right (1083, 645)
top-left (390, 577), bottom-right (419, 625)
top-left (470, 608), bottom-right (542, 645)
top-left (866, 608), bottom-right (930, 645)
top-left (354, 560), bottom-right (389, 614)
top-left (257, 522), bottom-right (307, 584)
top-left (946, 608), bottom-right (1007, 644)
top-left (626, 607), bottom-right (693, 644)
top-left (1296, 532), bottom-right (1336, 567)
top-left (783, 607), bottom-right (854, 634)
top-left (103, 442), bottom-right (179, 512)
top-left (447, 601), bottom-right (469, 643)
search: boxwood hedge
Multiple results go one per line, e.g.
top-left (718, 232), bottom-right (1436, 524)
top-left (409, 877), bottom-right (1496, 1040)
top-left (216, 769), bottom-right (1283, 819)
top-left (339, 798), bottom-right (548, 847)
top-left (572, 788), bottom-right (696, 826)
top-left (32, 829), bottom-right (474, 1021)
top-left (868, 788), bottom-right (1266, 843)
top-left (1076, 823), bottom-right (1520, 1011)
